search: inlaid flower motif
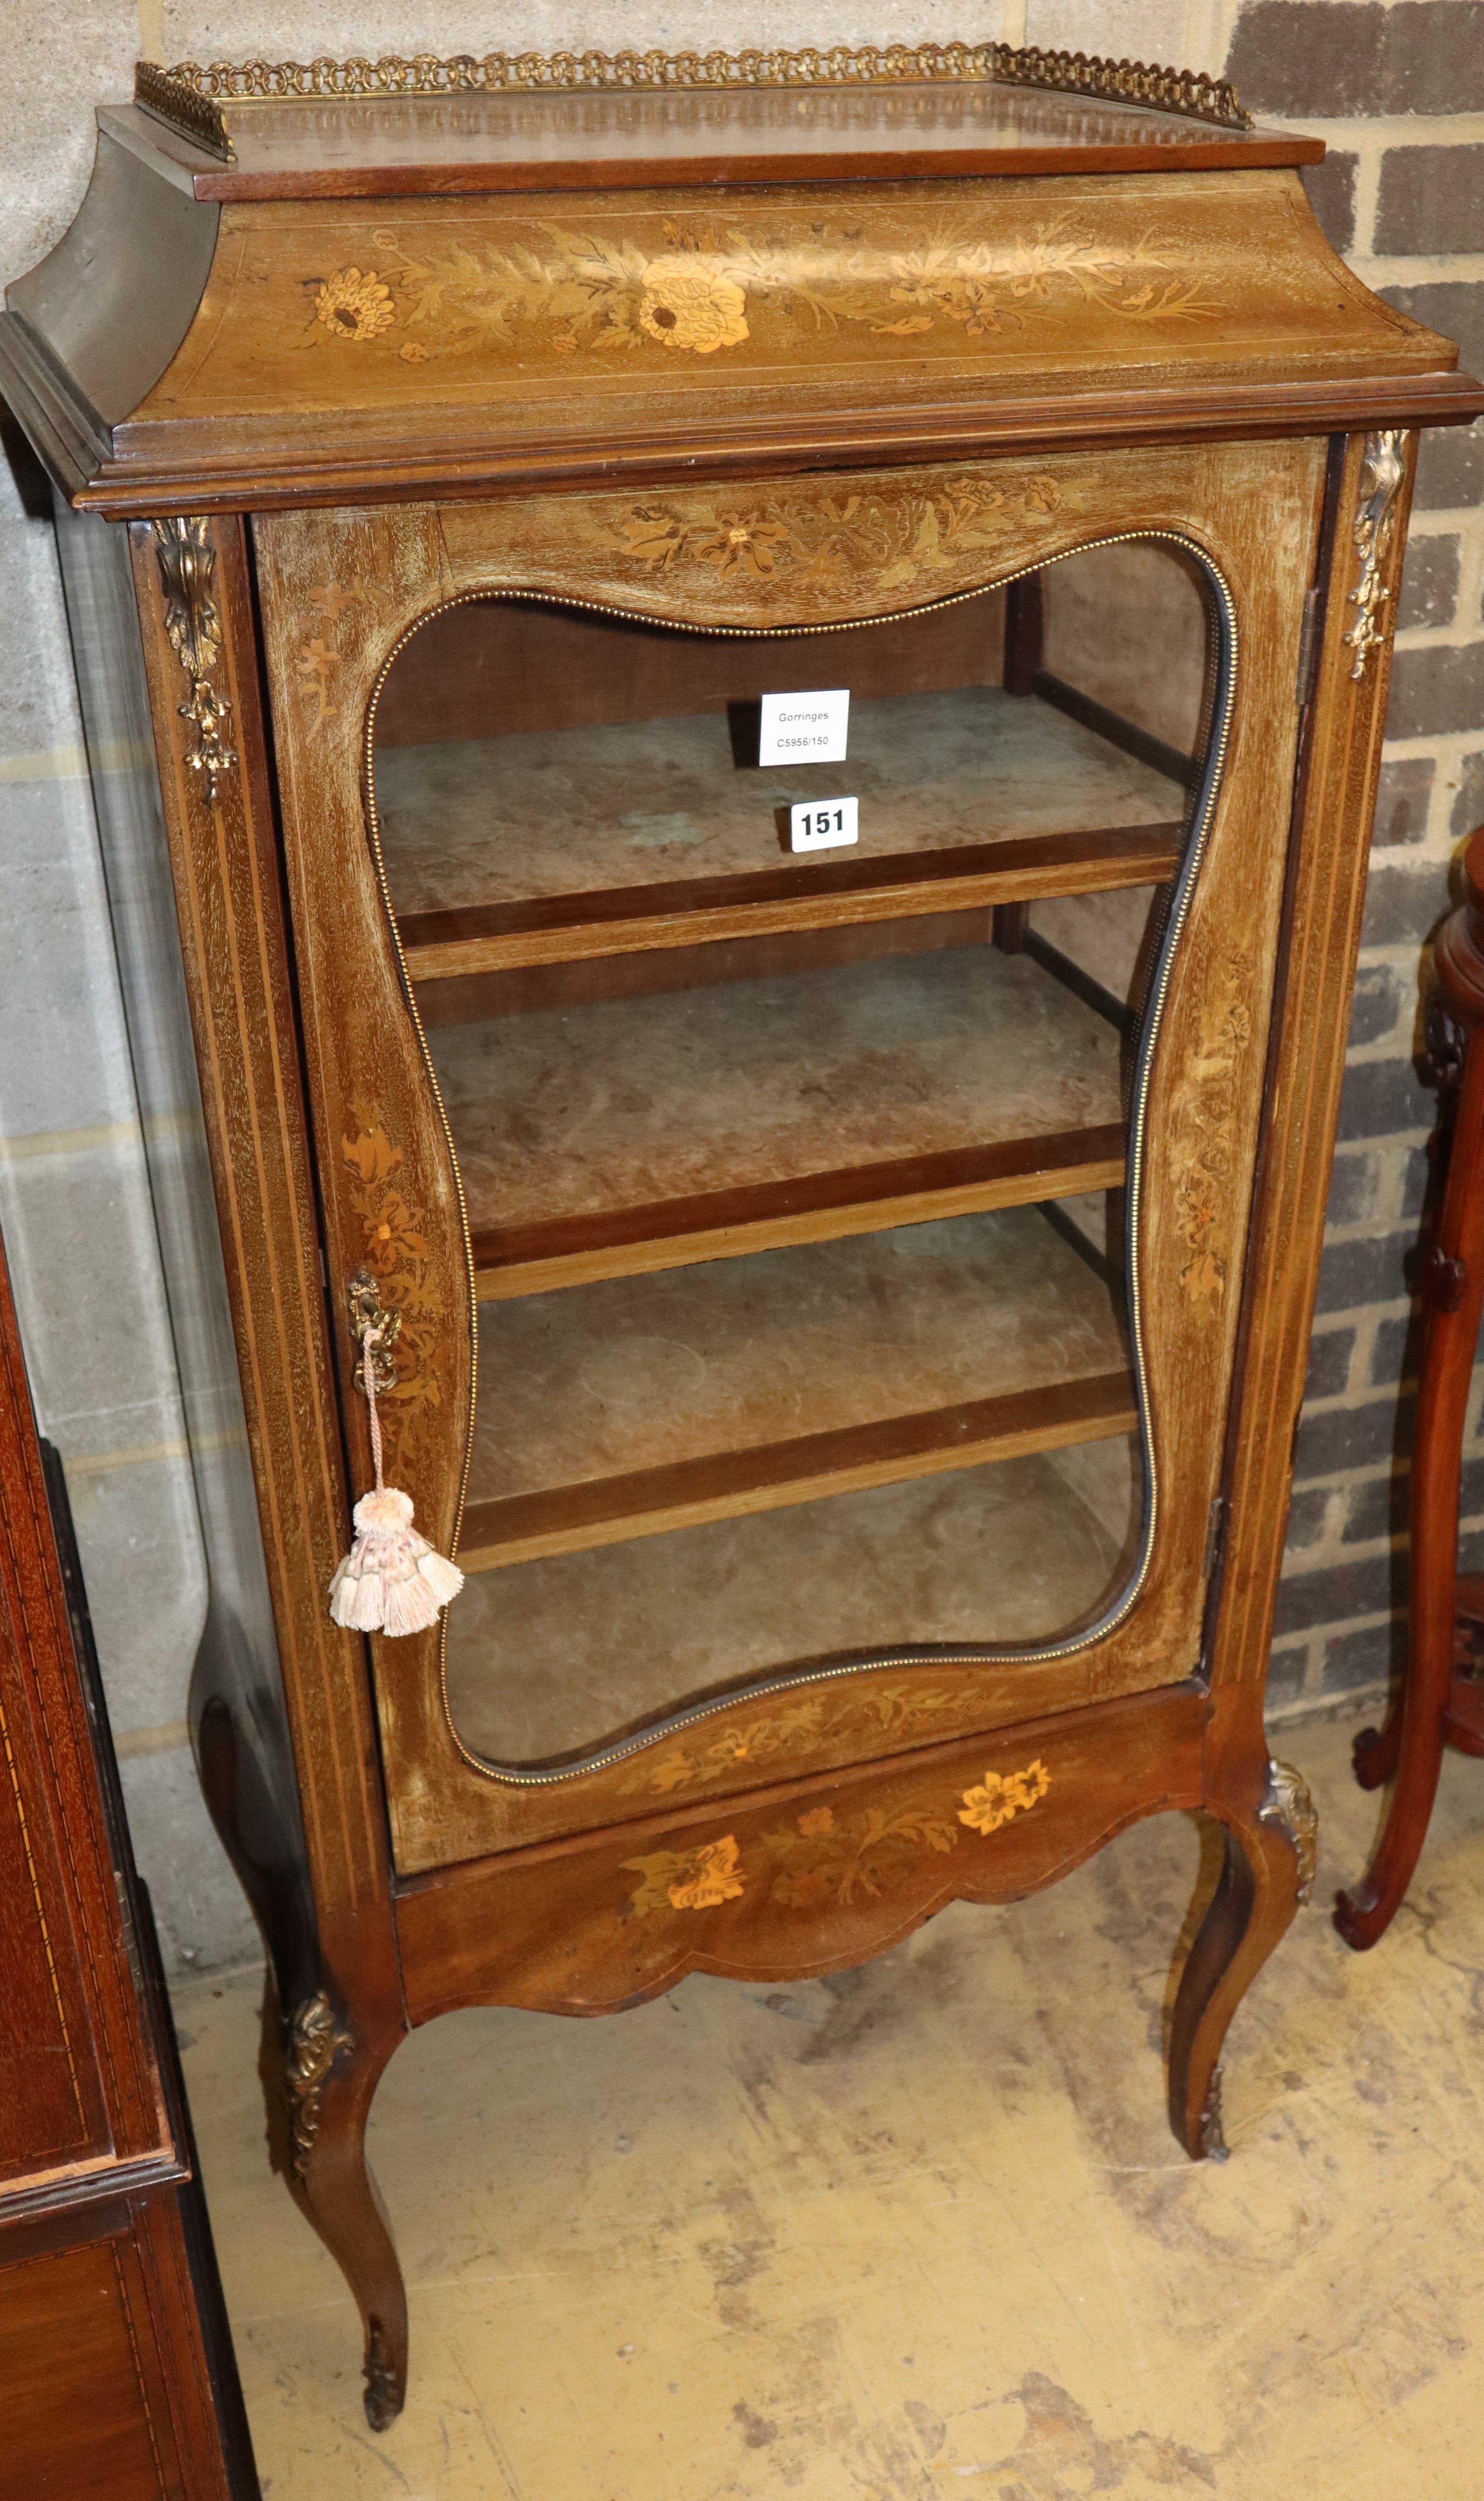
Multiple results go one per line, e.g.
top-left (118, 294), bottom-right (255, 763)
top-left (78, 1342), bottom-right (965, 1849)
top-left (295, 637), bottom-right (338, 729)
top-left (958, 1758), bottom-right (1051, 1835)
top-left (668, 1835), bottom-right (745, 1908)
top-left (361, 1190), bottom-right (429, 1274)
top-left (691, 514), bottom-right (793, 580)
top-left (624, 1833), bottom-right (745, 1915)
top-left (637, 255), bottom-right (749, 354)
top-left (314, 267), bottom-right (395, 342)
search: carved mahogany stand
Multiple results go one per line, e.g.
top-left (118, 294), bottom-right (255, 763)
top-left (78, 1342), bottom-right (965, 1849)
top-left (1336, 822), bottom-right (1484, 1949)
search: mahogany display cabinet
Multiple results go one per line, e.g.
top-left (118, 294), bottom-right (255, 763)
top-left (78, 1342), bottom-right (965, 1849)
top-left (4, 43), bottom-right (1479, 2431)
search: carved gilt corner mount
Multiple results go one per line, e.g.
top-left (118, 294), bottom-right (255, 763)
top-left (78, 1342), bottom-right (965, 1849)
top-left (1342, 430), bottom-right (1406, 683)
top-left (285, 1988), bottom-right (354, 2181)
top-left (1261, 1759), bottom-right (1319, 1904)
top-left (152, 518), bottom-right (238, 807)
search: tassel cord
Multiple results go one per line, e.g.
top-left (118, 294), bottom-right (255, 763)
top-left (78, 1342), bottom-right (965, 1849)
top-left (362, 1319), bottom-right (386, 1493)
top-left (326, 1308), bottom-right (463, 1636)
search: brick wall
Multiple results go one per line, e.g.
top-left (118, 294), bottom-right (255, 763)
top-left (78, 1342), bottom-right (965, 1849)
top-left (1221, 1), bottom-right (1484, 1719)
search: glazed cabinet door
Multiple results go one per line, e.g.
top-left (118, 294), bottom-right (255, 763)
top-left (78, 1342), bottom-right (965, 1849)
top-left (252, 434), bottom-right (1327, 1871)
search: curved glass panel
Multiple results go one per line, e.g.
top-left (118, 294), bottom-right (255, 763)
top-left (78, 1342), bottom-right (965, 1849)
top-left (368, 540), bottom-right (1227, 1776)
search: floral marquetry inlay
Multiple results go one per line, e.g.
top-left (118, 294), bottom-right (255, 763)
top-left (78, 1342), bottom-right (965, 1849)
top-left (315, 268), bottom-right (396, 342)
top-left (339, 1106), bottom-right (450, 1477)
top-left (296, 218), bottom-right (1219, 370)
top-left (624, 1683), bottom-right (969, 1798)
top-left (761, 1801), bottom-right (961, 1906)
top-left (1169, 947), bottom-right (1256, 1311)
top-left (607, 473), bottom-right (1068, 599)
top-left (619, 1761), bottom-right (1054, 1918)
top-left (958, 1757), bottom-right (1052, 1834)
top-left (624, 1834), bottom-right (746, 1915)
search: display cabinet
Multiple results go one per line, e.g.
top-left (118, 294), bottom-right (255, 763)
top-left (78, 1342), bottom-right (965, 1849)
top-left (4, 42), bottom-right (1479, 2431)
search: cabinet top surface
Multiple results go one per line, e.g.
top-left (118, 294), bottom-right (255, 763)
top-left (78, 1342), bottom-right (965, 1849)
top-left (118, 66), bottom-right (1322, 200)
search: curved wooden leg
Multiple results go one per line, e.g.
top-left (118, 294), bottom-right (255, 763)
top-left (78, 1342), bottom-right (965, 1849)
top-left (1167, 1763), bottom-right (1315, 2160)
top-left (1338, 901), bottom-right (1484, 1946)
top-left (284, 1993), bottom-right (408, 2430)
top-left (1333, 1649), bottom-right (1450, 1952)
top-left (1351, 1707), bottom-right (1402, 1793)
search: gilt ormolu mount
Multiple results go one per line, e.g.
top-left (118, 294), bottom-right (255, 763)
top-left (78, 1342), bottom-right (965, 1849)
top-left (2, 40), bottom-right (1479, 2439)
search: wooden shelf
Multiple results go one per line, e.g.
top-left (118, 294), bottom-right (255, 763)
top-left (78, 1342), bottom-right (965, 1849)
top-left (463, 1202), bottom-right (1132, 1570)
top-left (446, 1434), bottom-right (1139, 1768)
top-left (378, 685), bottom-right (1186, 978)
top-left (429, 941), bottom-right (1128, 1297)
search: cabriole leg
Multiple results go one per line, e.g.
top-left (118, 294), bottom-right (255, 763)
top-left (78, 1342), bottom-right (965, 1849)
top-left (1166, 1762), bottom-right (1316, 2159)
top-left (284, 1995), bottom-right (409, 2430)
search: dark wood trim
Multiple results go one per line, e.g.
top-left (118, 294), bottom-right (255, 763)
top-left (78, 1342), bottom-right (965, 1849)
top-left (1022, 925), bottom-right (1139, 1036)
top-left (1033, 670), bottom-right (1199, 789)
top-left (1003, 573), bottom-right (1045, 697)
top-left (472, 1122), bottom-right (1127, 1298)
top-left (37, 363), bottom-right (1479, 519)
top-left (461, 1367), bottom-right (1137, 1568)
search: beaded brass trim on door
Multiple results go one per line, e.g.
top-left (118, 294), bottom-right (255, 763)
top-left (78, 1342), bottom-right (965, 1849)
top-left (138, 42), bottom-right (1251, 128)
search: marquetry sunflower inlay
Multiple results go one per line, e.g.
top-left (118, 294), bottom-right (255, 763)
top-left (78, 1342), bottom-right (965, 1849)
top-left (958, 1757), bottom-right (1051, 1834)
top-left (637, 254), bottom-right (749, 352)
top-left (314, 266), bottom-right (396, 341)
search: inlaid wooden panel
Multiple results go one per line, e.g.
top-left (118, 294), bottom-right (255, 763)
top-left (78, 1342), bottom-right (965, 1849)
top-left (131, 171), bottom-right (1449, 499)
top-left (127, 517), bottom-right (398, 1983)
top-left (253, 428), bottom-right (1327, 1870)
top-left (0, 2235), bottom-right (172, 2500)
top-left (397, 1681), bottom-right (1208, 2022)
top-left (0, 1236), bottom-right (162, 2184)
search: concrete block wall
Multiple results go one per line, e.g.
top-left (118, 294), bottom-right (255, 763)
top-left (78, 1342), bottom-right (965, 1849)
top-left (0, 0), bottom-right (1475, 1967)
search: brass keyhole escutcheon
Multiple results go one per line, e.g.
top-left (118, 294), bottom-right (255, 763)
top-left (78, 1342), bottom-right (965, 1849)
top-left (347, 1266), bottom-right (402, 1394)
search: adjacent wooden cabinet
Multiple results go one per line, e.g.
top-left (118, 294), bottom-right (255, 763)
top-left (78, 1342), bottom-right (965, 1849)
top-left (5, 43), bottom-right (1479, 2434)
top-left (0, 1220), bottom-right (257, 2501)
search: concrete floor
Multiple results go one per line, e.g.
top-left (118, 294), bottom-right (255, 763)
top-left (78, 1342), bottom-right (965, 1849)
top-left (173, 1704), bottom-right (1484, 2499)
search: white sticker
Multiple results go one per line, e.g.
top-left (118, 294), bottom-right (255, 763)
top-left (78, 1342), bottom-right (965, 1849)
top-left (789, 796), bottom-right (858, 852)
top-left (759, 688), bottom-right (850, 766)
